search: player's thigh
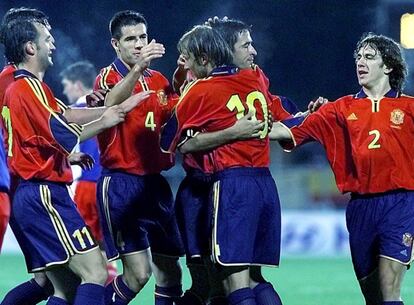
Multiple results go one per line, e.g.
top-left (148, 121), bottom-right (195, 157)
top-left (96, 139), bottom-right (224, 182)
top-left (121, 248), bottom-right (153, 287)
top-left (151, 253), bottom-right (182, 286)
top-left (378, 257), bottom-right (407, 298)
top-left (67, 246), bottom-right (107, 284)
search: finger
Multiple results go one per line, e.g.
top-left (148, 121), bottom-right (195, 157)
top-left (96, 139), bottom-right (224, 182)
top-left (244, 110), bottom-right (254, 119)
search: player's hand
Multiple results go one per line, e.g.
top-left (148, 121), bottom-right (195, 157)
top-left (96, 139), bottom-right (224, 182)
top-left (86, 89), bottom-right (109, 107)
top-left (229, 111), bottom-right (265, 140)
top-left (101, 105), bottom-right (126, 128)
top-left (267, 112), bottom-right (274, 133)
top-left (308, 96), bottom-right (328, 113)
top-left (132, 39), bottom-right (165, 73)
top-left (68, 152), bottom-right (95, 170)
top-left (120, 91), bottom-right (154, 113)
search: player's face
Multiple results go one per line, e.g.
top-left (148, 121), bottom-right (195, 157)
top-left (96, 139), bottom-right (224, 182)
top-left (114, 23), bottom-right (148, 67)
top-left (34, 23), bottom-right (55, 71)
top-left (61, 78), bottom-right (80, 105)
top-left (182, 52), bottom-right (208, 79)
top-left (355, 45), bottom-right (390, 89)
top-left (232, 30), bottom-right (257, 69)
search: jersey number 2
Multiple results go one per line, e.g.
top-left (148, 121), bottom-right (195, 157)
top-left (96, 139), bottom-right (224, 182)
top-left (368, 129), bottom-right (381, 149)
top-left (226, 91), bottom-right (269, 139)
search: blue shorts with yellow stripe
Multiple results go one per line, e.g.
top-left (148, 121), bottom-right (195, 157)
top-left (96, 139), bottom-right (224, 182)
top-left (10, 180), bottom-right (98, 272)
top-left (97, 170), bottom-right (184, 261)
top-left (211, 167), bottom-right (281, 267)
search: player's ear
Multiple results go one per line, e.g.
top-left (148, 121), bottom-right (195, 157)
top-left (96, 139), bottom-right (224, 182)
top-left (111, 38), bottom-right (119, 51)
top-left (384, 64), bottom-right (393, 75)
top-left (200, 53), bottom-right (209, 66)
top-left (25, 41), bottom-right (36, 57)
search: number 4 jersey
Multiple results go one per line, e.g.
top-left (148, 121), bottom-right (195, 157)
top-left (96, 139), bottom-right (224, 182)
top-left (161, 65), bottom-right (292, 172)
top-left (94, 58), bottom-right (178, 175)
top-left (279, 89), bottom-right (414, 194)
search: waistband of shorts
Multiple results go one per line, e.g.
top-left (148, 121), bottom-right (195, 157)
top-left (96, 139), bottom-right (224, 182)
top-left (102, 168), bottom-right (161, 178)
top-left (213, 167), bottom-right (271, 181)
top-left (18, 179), bottom-right (68, 188)
top-left (350, 188), bottom-right (412, 200)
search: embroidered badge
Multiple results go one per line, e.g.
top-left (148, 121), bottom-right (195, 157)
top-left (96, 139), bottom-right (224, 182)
top-left (390, 109), bottom-right (404, 125)
top-left (402, 232), bottom-right (413, 247)
top-left (157, 89), bottom-right (168, 105)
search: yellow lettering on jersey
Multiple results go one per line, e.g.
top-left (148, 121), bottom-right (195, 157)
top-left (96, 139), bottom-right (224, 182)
top-left (368, 130), bottom-right (381, 149)
top-left (1, 106), bottom-right (13, 156)
top-left (145, 111), bottom-right (156, 131)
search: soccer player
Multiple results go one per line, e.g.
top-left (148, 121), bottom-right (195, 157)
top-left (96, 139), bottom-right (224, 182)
top-left (270, 33), bottom-right (412, 305)
top-left (60, 61), bottom-right (118, 282)
top-left (92, 10), bottom-right (184, 305)
top-left (162, 24), bottom-right (281, 305)
top-left (0, 13), bottom-right (150, 305)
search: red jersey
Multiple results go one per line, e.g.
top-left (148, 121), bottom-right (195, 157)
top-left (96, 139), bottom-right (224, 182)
top-left (281, 89), bottom-right (414, 194)
top-left (180, 94), bottom-right (299, 174)
top-left (94, 58), bottom-right (177, 175)
top-left (162, 66), bottom-right (278, 172)
top-left (2, 69), bottom-right (81, 183)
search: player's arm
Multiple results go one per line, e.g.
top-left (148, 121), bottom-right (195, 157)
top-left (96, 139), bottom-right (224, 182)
top-left (268, 122), bottom-right (293, 141)
top-left (179, 111), bottom-right (265, 153)
top-left (104, 40), bottom-right (165, 107)
top-left (65, 91), bottom-right (153, 124)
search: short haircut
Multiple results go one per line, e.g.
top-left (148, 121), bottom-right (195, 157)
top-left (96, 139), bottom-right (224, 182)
top-left (354, 33), bottom-right (408, 91)
top-left (109, 10), bottom-right (147, 40)
top-left (59, 61), bottom-right (97, 89)
top-left (206, 18), bottom-right (252, 51)
top-left (2, 19), bottom-right (39, 64)
top-left (178, 25), bottom-right (233, 67)
top-left (0, 7), bottom-right (49, 44)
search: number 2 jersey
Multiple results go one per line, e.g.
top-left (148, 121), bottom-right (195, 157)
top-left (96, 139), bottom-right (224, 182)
top-left (280, 89), bottom-right (414, 194)
top-left (161, 65), bottom-right (288, 172)
top-left (94, 58), bottom-right (177, 175)
top-left (2, 69), bottom-right (80, 183)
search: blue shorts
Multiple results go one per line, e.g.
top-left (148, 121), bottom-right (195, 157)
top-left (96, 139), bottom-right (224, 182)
top-left (97, 170), bottom-right (184, 260)
top-left (211, 167), bottom-right (281, 266)
top-left (347, 190), bottom-right (414, 280)
top-left (175, 169), bottom-right (213, 259)
top-left (10, 180), bottom-right (98, 272)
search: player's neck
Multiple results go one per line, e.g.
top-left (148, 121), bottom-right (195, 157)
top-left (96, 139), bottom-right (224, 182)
top-left (18, 61), bottom-right (45, 81)
top-left (362, 80), bottom-right (392, 100)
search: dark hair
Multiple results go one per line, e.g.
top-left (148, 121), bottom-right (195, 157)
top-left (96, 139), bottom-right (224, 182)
top-left (354, 33), bottom-right (407, 91)
top-left (109, 10), bottom-right (147, 40)
top-left (178, 25), bottom-right (233, 67)
top-left (60, 61), bottom-right (97, 89)
top-left (206, 18), bottom-right (252, 51)
top-left (2, 19), bottom-right (39, 64)
top-left (0, 7), bottom-right (49, 44)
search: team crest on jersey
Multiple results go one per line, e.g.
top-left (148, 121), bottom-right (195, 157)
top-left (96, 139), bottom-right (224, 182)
top-left (157, 90), bottom-right (168, 105)
top-left (402, 233), bottom-right (413, 247)
top-left (390, 109), bottom-right (404, 125)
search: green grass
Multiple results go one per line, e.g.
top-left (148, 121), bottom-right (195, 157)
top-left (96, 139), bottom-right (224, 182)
top-left (1, 254), bottom-right (413, 304)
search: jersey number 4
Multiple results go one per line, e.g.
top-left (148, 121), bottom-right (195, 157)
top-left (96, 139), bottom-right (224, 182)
top-left (226, 91), bottom-right (269, 139)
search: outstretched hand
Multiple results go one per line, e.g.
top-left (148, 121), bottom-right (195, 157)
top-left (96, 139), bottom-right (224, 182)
top-left (308, 96), bottom-right (328, 113)
top-left (68, 152), bottom-right (95, 170)
top-left (86, 89), bottom-right (109, 108)
top-left (132, 39), bottom-right (165, 73)
top-left (229, 111), bottom-right (265, 140)
top-left (120, 90), bottom-right (154, 113)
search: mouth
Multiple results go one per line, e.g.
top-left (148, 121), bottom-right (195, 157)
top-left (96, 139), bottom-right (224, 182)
top-left (357, 70), bottom-right (368, 76)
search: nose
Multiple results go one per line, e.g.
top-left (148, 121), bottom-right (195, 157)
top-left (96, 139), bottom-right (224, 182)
top-left (135, 38), bottom-right (145, 49)
top-left (250, 45), bottom-right (257, 56)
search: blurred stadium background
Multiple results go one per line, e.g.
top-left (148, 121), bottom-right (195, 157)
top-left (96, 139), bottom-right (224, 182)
top-left (1, 0), bottom-right (414, 304)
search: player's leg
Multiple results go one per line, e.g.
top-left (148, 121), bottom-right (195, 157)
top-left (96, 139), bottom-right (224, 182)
top-left (378, 258), bottom-right (406, 304)
top-left (205, 257), bottom-right (227, 305)
top-left (0, 191), bottom-right (10, 251)
top-left (105, 249), bottom-right (152, 305)
top-left (249, 267), bottom-right (282, 305)
top-left (45, 266), bottom-right (81, 304)
top-left (0, 272), bottom-right (53, 305)
top-left (222, 267), bottom-right (257, 305)
top-left (146, 174), bottom-right (185, 305)
top-left (358, 269), bottom-right (382, 305)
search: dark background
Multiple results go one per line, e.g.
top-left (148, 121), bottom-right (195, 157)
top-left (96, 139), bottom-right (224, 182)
top-left (1, 0), bottom-right (413, 107)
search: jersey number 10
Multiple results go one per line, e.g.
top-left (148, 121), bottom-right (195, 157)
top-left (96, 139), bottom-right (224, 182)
top-left (226, 91), bottom-right (269, 139)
